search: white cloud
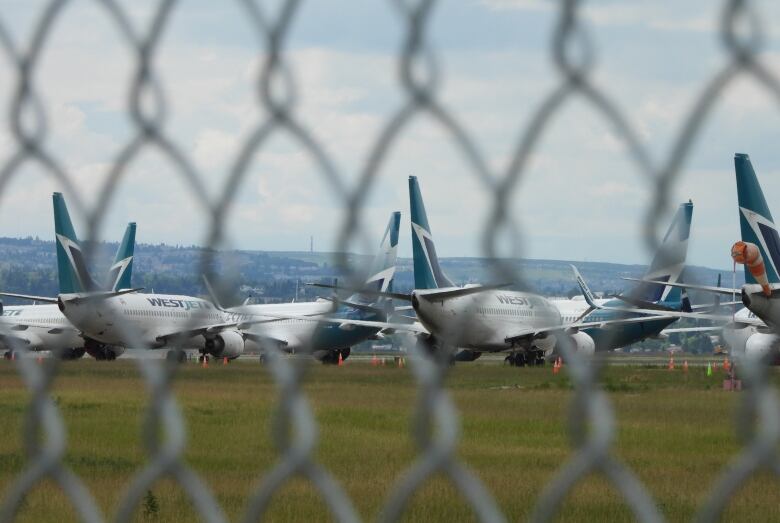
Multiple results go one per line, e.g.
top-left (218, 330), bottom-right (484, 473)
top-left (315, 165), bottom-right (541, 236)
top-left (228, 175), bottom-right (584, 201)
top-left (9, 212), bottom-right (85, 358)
top-left (2, 0), bottom-right (780, 268)
top-left (480, 0), bottom-right (552, 12)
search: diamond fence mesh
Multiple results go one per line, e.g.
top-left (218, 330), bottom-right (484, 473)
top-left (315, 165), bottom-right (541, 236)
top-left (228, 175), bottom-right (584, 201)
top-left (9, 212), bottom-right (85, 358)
top-left (0, 0), bottom-right (779, 521)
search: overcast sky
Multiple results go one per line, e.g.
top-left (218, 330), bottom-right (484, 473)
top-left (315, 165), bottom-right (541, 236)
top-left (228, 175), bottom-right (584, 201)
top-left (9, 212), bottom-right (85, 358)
top-left (2, 0), bottom-right (780, 270)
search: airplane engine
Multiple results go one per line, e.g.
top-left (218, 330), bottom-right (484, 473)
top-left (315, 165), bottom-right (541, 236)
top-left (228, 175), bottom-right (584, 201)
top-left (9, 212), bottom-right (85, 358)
top-left (534, 333), bottom-right (556, 352)
top-left (567, 331), bottom-right (595, 356)
top-left (743, 332), bottom-right (780, 362)
top-left (204, 330), bottom-right (244, 360)
top-left (721, 326), bottom-right (754, 360)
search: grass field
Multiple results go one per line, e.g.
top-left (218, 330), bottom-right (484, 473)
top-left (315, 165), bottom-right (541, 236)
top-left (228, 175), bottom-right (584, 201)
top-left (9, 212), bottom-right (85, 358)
top-left (1, 358), bottom-right (779, 522)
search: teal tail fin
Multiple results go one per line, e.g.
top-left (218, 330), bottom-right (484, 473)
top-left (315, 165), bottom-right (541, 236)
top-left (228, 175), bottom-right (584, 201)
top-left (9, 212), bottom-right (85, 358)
top-left (107, 222), bottom-right (136, 291)
top-left (735, 153), bottom-right (780, 284)
top-left (53, 192), bottom-right (95, 293)
top-left (409, 176), bottom-right (453, 289)
top-left (632, 200), bottom-right (693, 303)
top-left (356, 211), bottom-right (400, 297)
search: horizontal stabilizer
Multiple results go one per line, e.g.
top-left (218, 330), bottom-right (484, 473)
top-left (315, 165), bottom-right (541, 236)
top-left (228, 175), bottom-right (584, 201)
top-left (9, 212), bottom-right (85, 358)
top-left (61, 287), bottom-right (144, 305)
top-left (306, 282), bottom-right (412, 302)
top-left (416, 283), bottom-right (513, 302)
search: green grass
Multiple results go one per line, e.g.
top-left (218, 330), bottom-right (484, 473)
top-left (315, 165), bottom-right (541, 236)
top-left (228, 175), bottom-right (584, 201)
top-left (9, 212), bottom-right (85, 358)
top-left (0, 359), bottom-right (778, 522)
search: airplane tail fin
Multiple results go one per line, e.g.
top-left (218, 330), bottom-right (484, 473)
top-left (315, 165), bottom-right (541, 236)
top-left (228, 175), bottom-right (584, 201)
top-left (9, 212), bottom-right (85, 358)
top-left (409, 176), bottom-right (454, 289)
top-left (354, 211), bottom-right (401, 300)
top-left (735, 153), bottom-right (780, 284)
top-left (571, 264), bottom-right (600, 309)
top-left (107, 222), bottom-right (136, 291)
top-left (53, 192), bottom-right (96, 293)
top-left (631, 200), bottom-right (693, 303)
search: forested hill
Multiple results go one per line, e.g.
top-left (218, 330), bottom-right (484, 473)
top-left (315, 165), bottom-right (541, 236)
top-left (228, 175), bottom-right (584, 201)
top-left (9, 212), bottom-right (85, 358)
top-left (0, 236), bottom-right (742, 305)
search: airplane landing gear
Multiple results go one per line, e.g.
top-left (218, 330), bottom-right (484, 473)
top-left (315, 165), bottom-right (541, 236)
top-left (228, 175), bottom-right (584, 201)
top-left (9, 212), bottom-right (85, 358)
top-left (505, 353), bottom-right (527, 367)
top-left (3, 350), bottom-right (14, 360)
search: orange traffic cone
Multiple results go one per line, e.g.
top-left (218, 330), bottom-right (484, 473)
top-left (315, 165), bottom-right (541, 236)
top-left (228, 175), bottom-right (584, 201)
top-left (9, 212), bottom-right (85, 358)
top-left (371, 354), bottom-right (378, 367)
top-left (223, 356), bottom-right (228, 365)
top-left (683, 360), bottom-right (689, 373)
top-left (36, 356), bottom-right (43, 365)
top-left (552, 358), bottom-right (558, 375)
top-left (713, 361), bottom-right (718, 372)
top-left (201, 356), bottom-right (208, 369)
top-left (723, 358), bottom-right (730, 372)
top-left (668, 354), bottom-right (675, 370)
top-left (337, 352), bottom-right (343, 366)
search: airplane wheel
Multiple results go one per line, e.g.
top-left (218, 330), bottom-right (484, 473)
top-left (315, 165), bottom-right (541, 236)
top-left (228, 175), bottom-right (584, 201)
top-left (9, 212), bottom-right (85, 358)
top-left (3, 350), bottom-right (12, 360)
top-left (514, 354), bottom-right (527, 367)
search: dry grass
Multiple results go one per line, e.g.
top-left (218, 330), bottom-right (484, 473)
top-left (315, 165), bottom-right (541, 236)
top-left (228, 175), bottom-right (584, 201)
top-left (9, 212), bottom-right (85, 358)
top-left (0, 358), bottom-right (778, 522)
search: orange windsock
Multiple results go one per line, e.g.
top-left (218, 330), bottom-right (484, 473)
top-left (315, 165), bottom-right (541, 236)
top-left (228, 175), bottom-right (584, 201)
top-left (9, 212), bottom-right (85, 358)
top-left (731, 241), bottom-right (771, 296)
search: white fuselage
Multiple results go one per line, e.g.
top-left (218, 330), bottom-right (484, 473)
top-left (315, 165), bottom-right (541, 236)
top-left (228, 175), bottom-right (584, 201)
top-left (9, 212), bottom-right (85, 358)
top-left (412, 288), bottom-right (562, 352)
top-left (227, 299), bottom-right (334, 353)
top-left (740, 283), bottom-right (780, 330)
top-left (59, 293), bottom-right (225, 349)
top-left (0, 304), bottom-right (84, 352)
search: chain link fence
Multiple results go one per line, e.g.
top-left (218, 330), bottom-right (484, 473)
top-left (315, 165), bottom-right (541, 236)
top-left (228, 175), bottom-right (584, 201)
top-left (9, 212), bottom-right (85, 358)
top-left (1, 0), bottom-right (779, 521)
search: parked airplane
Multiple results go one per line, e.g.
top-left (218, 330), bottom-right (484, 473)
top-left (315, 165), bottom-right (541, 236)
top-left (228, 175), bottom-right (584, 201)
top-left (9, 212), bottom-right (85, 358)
top-left (226, 211), bottom-right (401, 364)
top-left (274, 176), bottom-right (678, 366)
top-left (0, 193), bottom-right (136, 360)
top-left (628, 153), bottom-right (777, 362)
top-left (2, 210), bottom-right (402, 364)
top-left (552, 199), bottom-right (694, 351)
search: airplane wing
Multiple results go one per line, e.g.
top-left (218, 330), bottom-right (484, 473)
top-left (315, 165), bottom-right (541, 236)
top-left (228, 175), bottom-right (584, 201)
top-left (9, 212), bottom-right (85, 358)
top-left (155, 321), bottom-right (242, 344)
top-left (620, 277), bottom-right (738, 296)
top-left (691, 301), bottom-right (742, 310)
top-left (239, 311), bottom-right (430, 334)
top-left (573, 303), bottom-right (739, 323)
top-left (503, 314), bottom-right (682, 344)
top-left (662, 315), bottom-right (766, 333)
top-left (661, 326), bottom-right (724, 333)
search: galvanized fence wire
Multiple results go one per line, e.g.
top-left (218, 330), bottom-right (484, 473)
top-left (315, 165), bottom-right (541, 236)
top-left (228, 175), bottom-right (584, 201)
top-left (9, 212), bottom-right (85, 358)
top-left (0, 0), bottom-right (778, 522)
